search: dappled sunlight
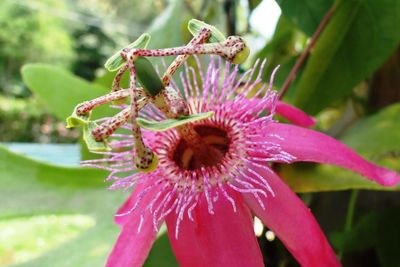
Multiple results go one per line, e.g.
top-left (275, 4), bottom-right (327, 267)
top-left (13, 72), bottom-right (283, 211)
top-left (0, 214), bottom-right (95, 266)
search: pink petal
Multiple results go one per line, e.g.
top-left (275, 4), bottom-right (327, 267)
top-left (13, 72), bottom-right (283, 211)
top-left (165, 189), bottom-right (264, 267)
top-left (243, 167), bottom-right (341, 267)
top-left (262, 123), bottom-right (400, 186)
top-left (106, 180), bottom-right (163, 267)
top-left (276, 101), bottom-right (316, 127)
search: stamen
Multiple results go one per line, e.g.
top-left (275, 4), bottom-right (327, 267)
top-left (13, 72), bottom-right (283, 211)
top-left (137, 214), bottom-right (144, 233)
top-left (130, 37), bottom-right (247, 63)
top-left (193, 55), bottom-right (205, 86)
top-left (174, 191), bottom-right (195, 239)
top-left (227, 180), bottom-right (267, 198)
top-left (162, 27), bottom-right (211, 86)
top-left (112, 64), bottom-right (129, 92)
top-left (187, 195), bottom-right (199, 222)
top-left (201, 58), bottom-right (215, 103)
top-left (232, 164), bottom-right (272, 195)
top-left (152, 189), bottom-right (177, 229)
top-left (189, 67), bottom-right (201, 100)
top-left (218, 182), bottom-right (237, 212)
top-left (76, 90), bottom-right (131, 115)
top-left (180, 72), bottom-right (190, 102)
top-left (184, 62), bottom-right (195, 98)
top-left (157, 196), bottom-right (179, 224)
top-left (200, 168), bottom-right (215, 214)
top-left (115, 179), bottom-right (160, 218)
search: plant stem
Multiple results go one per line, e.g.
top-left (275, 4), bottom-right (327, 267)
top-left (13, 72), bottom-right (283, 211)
top-left (224, 0), bottom-right (236, 35)
top-left (338, 190), bottom-right (359, 260)
top-left (344, 190), bottom-right (359, 232)
top-left (278, 6), bottom-right (335, 99)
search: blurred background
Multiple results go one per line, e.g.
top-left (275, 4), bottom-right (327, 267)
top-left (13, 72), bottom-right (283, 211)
top-left (0, 0), bottom-right (399, 266)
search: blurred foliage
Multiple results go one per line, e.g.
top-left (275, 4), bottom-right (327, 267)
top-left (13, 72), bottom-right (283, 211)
top-left (0, 96), bottom-right (79, 142)
top-left (71, 24), bottom-right (116, 81)
top-left (0, 0), bottom-right (399, 266)
top-left (0, 0), bottom-right (74, 97)
top-left (331, 208), bottom-right (400, 267)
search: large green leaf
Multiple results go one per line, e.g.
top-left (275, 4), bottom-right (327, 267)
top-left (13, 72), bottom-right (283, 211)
top-left (291, 0), bottom-right (400, 114)
top-left (21, 64), bottom-right (112, 120)
top-left (0, 145), bottom-right (177, 266)
top-left (280, 103), bottom-right (400, 192)
top-left (147, 0), bottom-right (185, 50)
top-left (0, 144), bottom-right (121, 266)
top-left (276, 0), bottom-right (333, 36)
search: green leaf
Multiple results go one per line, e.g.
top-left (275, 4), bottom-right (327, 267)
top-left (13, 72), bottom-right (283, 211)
top-left (280, 103), bottom-right (400, 192)
top-left (0, 146), bottom-right (179, 266)
top-left (137, 111), bottom-right (214, 131)
top-left (104, 33), bottom-right (151, 72)
top-left (0, 144), bottom-right (122, 266)
top-left (21, 64), bottom-right (111, 121)
top-left (340, 103), bottom-right (400, 156)
top-left (83, 122), bottom-right (111, 152)
top-left (188, 19), bottom-right (226, 42)
top-left (144, 232), bottom-right (178, 267)
top-left (147, 0), bottom-right (185, 50)
top-left (276, 0), bottom-right (334, 36)
top-left (292, 0), bottom-right (400, 114)
top-left (0, 145), bottom-right (106, 192)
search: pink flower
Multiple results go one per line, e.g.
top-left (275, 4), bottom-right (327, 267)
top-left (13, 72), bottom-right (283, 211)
top-left (85, 58), bottom-right (399, 267)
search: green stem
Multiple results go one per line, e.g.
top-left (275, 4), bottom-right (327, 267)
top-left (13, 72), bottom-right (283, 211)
top-left (338, 189), bottom-right (359, 260)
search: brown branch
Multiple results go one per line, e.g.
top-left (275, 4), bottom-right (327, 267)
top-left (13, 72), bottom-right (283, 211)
top-left (279, 6), bottom-right (336, 99)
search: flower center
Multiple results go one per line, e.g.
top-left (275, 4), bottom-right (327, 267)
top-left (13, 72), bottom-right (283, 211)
top-left (173, 125), bottom-right (230, 170)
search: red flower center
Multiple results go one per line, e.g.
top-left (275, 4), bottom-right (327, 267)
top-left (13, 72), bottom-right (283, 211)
top-left (173, 125), bottom-right (230, 170)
